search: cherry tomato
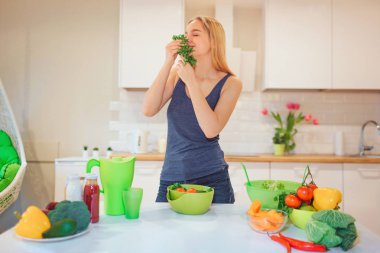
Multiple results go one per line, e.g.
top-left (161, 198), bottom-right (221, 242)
top-left (297, 186), bottom-right (314, 202)
top-left (176, 188), bottom-right (186, 192)
top-left (307, 183), bottom-right (318, 192)
top-left (186, 188), bottom-right (197, 193)
top-left (285, 194), bottom-right (302, 208)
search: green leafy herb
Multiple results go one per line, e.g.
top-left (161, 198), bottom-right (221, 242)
top-left (170, 182), bottom-right (182, 190)
top-left (277, 192), bottom-right (292, 214)
top-left (172, 34), bottom-right (197, 66)
top-left (262, 180), bottom-right (285, 191)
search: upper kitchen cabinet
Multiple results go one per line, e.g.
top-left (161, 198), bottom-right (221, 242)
top-left (118, 0), bottom-right (184, 88)
top-left (333, 0), bottom-right (380, 90)
top-left (263, 0), bottom-right (332, 89)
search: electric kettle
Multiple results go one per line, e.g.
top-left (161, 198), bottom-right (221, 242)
top-left (86, 156), bottom-right (136, 215)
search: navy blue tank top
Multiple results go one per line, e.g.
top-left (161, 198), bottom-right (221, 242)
top-left (161, 74), bottom-right (231, 181)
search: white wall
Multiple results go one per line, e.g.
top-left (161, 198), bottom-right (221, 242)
top-left (0, 0), bottom-right (120, 224)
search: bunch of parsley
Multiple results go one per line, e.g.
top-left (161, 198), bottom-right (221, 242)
top-left (172, 34), bottom-right (197, 67)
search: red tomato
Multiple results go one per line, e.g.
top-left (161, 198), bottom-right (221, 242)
top-left (285, 194), bottom-right (302, 208)
top-left (307, 183), bottom-right (318, 192)
top-left (296, 186), bottom-right (314, 202)
top-left (186, 188), bottom-right (197, 193)
top-left (176, 188), bottom-right (186, 192)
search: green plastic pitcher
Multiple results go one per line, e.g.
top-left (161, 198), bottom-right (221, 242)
top-left (86, 156), bottom-right (136, 215)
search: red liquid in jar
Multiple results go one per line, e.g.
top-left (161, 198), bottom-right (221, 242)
top-left (83, 180), bottom-right (99, 223)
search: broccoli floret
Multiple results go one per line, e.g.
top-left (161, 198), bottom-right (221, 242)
top-left (48, 201), bottom-right (90, 232)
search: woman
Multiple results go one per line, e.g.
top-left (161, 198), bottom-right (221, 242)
top-left (143, 16), bottom-right (242, 203)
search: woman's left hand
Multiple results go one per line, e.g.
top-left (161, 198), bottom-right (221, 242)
top-left (176, 58), bottom-right (196, 88)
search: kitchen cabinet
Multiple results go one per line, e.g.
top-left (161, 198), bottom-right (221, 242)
top-left (228, 162), bottom-right (270, 204)
top-left (343, 164), bottom-right (380, 235)
top-left (332, 0), bottom-right (380, 89)
top-left (118, 0), bottom-right (184, 88)
top-left (132, 161), bottom-right (162, 207)
top-left (270, 163), bottom-right (344, 209)
top-left (263, 0), bottom-right (380, 90)
top-left (263, 0), bottom-right (332, 89)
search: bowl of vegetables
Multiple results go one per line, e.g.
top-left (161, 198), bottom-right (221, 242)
top-left (247, 200), bottom-right (288, 234)
top-left (166, 183), bottom-right (214, 215)
top-left (289, 206), bottom-right (316, 230)
top-left (245, 180), bottom-right (301, 209)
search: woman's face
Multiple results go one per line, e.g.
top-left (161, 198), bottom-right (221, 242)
top-left (186, 19), bottom-right (211, 57)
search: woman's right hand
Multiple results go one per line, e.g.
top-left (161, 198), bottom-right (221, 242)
top-left (165, 40), bottom-right (181, 64)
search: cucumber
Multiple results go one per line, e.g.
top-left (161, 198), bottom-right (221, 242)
top-left (42, 218), bottom-right (78, 238)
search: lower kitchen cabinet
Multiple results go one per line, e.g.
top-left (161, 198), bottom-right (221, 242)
top-left (343, 164), bottom-right (380, 235)
top-left (132, 161), bottom-right (163, 207)
top-left (228, 162), bottom-right (270, 205)
top-left (270, 163), bottom-right (344, 209)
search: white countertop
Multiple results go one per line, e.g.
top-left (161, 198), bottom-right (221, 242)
top-left (1, 203), bottom-right (380, 253)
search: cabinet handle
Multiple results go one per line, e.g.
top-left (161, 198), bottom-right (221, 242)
top-left (357, 168), bottom-right (380, 179)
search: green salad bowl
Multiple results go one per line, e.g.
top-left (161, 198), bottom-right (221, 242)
top-left (166, 184), bottom-right (214, 215)
top-left (245, 180), bottom-right (301, 209)
top-left (289, 208), bottom-right (316, 230)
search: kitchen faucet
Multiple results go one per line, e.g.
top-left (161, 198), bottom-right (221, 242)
top-left (359, 120), bottom-right (380, 156)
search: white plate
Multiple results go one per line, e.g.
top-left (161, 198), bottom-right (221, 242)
top-left (14, 224), bottom-right (92, 242)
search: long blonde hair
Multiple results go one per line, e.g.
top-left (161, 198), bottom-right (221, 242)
top-left (188, 16), bottom-right (234, 76)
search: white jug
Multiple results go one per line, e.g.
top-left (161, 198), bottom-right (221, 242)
top-left (133, 130), bottom-right (149, 153)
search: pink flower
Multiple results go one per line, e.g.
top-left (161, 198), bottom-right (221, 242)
top-left (305, 114), bottom-right (313, 122)
top-left (313, 119), bottom-right (319, 125)
top-left (261, 108), bottom-right (268, 116)
top-left (286, 102), bottom-right (295, 110)
top-left (286, 102), bottom-right (300, 110)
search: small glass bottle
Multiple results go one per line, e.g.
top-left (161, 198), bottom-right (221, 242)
top-left (83, 174), bottom-right (100, 223)
top-left (65, 174), bottom-right (83, 201)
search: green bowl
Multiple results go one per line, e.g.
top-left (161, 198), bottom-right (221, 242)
top-left (166, 184), bottom-right (214, 215)
top-left (245, 180), bottom-right (301, 209)
top-left (289, 208), bottom-right (316, 230)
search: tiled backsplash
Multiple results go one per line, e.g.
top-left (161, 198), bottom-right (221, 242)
top-left (110, 90), bottom-right (380, 155)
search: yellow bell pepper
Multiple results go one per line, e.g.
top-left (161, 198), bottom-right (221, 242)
top-left (312, 187), bottom-right (342, 211)
top-left (15, 205), bottom-right (51, 239)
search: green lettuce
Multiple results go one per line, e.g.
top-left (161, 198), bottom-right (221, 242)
top-left (336, 223), bottom-right (358, 251)
top-left (305, 210), bottom-right (358, 251)
top-left (306, 220), bottom-right (342, 248)
top-left (313, 210), bottom-right (355, 228)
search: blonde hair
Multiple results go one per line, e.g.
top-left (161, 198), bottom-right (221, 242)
top-left (188, 16), bottom-right (234, 76)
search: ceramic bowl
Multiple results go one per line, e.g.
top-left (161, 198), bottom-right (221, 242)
top-left (166, 184), bottom-right (214, 215)
top-left (289, 208), bottom-right (316, 229)
top-left (245, 180), bottom-right (301, 209)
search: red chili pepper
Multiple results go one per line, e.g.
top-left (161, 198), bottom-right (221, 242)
top-left (279, 233), bottom-right (326, 252)
top-left (270, 235), bottom-right (291, 253)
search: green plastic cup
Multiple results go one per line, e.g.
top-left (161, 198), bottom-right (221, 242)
top-left (122, 187), bottom-right (143, 219)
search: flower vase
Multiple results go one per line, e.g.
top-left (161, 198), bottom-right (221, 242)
top-left (274, 144), bottom-right (286, 156)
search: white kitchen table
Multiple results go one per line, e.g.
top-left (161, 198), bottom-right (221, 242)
top-left (1, 203), bottom-right (380, 253)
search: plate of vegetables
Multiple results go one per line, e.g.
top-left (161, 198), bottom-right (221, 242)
top-left (14, 200), bottom-right (92, 242)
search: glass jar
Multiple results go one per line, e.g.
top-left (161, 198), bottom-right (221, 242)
top-left (65, 174), bottom-right (83, 201)
top-left (83, 174), bottom-right (100, 223)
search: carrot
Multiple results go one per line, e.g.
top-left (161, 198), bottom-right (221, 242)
top-left (247, 199), bottom-right (261, 216)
